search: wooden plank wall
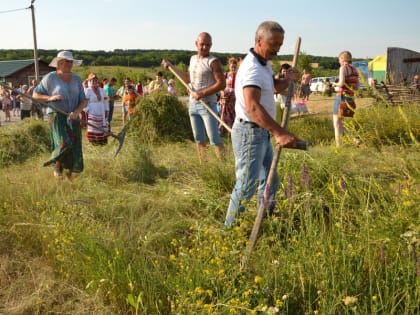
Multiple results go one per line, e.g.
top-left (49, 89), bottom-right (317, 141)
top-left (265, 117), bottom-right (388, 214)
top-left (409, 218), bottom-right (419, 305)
top-left (387, 47), bottom-right (420, 85)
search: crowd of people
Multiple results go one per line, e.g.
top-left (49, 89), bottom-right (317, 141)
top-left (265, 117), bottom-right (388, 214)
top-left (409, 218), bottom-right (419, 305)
top-left (0, 79), bottom-right (44, 122)
top-left (1, 19), bottom-right (380, 226)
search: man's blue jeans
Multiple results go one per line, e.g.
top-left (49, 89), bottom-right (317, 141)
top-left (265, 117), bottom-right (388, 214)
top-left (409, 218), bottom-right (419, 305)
top-left (189, 100), bottom-right (222, 145)
top-left (224, 120), bottom-right (279, 227)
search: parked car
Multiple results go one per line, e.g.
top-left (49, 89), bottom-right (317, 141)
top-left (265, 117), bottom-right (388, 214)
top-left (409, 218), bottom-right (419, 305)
top-left (309, 77), bottom-right (326, 93)
top-left (310, 77), bottom-right (338, 93)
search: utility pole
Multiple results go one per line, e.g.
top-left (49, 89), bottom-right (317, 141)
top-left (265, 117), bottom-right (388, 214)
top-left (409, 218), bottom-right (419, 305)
top-left (30, 0), bottom-right (39, 81)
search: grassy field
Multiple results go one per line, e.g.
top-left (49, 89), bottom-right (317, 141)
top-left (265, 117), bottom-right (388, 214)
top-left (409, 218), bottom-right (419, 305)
top-left (0, 93), bottom-right (419, 314)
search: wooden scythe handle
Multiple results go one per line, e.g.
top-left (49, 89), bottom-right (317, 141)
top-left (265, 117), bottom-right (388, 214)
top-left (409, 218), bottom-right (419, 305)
top-left (241, 37), bottom-right (303, 269)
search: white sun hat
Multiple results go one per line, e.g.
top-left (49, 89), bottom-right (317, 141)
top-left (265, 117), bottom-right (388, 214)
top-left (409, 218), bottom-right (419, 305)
top-left (49, 50), bottom-right (83, 67)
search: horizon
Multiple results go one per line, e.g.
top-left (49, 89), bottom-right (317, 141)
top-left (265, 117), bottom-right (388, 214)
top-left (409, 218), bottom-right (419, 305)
top-left (0, 48), bottom-right (383, 61)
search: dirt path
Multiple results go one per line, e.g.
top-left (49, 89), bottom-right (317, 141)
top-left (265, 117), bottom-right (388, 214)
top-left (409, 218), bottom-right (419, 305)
top-left (1, 95), bottom-right (375, 127)
top-left (304, 94), bottom-right (374, 115)
top-left (0, 110), bottom-right (47, 127)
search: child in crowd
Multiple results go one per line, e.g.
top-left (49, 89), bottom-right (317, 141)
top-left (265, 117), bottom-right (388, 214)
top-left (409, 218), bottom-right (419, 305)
top-left (1, 90), bottom-right (12, 122)
top-left (122, 85), bottom-right (138, 124)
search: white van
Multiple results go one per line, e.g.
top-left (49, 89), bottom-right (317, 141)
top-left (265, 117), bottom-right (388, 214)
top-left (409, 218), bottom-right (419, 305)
top-left (310, 77), bottom-right (338, 93)
top-left (309, 77), bottom-right (327, 93)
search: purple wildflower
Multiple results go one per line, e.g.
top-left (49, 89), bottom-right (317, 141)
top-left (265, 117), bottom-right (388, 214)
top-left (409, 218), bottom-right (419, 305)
top-left (285, 175), bottom-right (294, 199)
top-left (301, 165), bottom-right (310, 188)
top-left (340, 178), bottom-right (347, 192)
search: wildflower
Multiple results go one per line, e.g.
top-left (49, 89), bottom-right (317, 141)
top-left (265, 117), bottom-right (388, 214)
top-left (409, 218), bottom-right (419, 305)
top-left (340, 178), bottom-right (347, 192)
top-left (254, 275), bottom-right (263, 284)
top-left (229, 307), bottom-right (239, 314)
top-left (403, 201), bottom-right (413, 207)
top-left (204, 304), bottom-right (213, 312)
top-left (402, 229), bottom-right (418, 238)
top-left (194, 287), bottom-right (205, 294)
top-left (301, 165), bottom-right (310, 188)
top-left (267, 306), bottom-right (279, 314)
top-left (169, 254), bottom-right (176, 261)
top-left (243, 289), bottom-right (253, 299)
top-left (372, 295), bottom-right (377, 302)
top-left (275, 299), bottom-right (284, 308)
top-left (282, 294), bottom-right (289, 301)
top-left (342, 295), bottom-right (358, 305)
top-left (285, 175), bottom-right (294, 198)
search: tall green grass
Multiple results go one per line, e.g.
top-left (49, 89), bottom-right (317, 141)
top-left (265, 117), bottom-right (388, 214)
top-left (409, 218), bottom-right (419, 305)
top-left (0, 103), bottom-right (419, 314)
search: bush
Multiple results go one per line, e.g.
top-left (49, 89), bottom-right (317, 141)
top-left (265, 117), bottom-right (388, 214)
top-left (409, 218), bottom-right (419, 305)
top-left (0, 120), bottom-right (50, 167)
top-left (127, 92), bottom-right (193, 144)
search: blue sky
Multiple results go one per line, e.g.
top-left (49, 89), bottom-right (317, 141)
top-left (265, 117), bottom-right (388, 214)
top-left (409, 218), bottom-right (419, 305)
top-left (2, 0), bottom-right (420, 59)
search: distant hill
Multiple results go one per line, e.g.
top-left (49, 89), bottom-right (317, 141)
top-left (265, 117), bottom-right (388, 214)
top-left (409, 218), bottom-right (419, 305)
top-left (0, 49), bottom-right (350, 70)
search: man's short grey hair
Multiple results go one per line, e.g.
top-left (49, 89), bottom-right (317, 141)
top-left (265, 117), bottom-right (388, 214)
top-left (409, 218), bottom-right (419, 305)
top-left (255, 21), bottom-right (285, 41)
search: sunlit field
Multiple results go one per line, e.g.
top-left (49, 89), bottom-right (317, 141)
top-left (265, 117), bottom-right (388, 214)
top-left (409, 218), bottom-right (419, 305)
top-left (0, 92), bottom-right (419, 314)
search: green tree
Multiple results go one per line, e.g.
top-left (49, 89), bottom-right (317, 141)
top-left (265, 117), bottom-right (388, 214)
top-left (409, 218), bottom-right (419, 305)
top-left (298, 52), bottom-right (313, 74)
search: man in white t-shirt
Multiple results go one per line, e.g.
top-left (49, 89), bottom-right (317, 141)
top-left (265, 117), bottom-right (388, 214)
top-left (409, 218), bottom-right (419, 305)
top-left (224, 21), bottom-right (299, 227)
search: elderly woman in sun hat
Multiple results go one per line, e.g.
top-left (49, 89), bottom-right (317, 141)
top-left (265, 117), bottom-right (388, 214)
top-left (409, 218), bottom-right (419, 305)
top-left (32, 50), bottom-right (87, 179)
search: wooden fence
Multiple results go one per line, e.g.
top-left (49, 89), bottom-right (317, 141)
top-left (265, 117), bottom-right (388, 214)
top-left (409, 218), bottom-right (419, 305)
top-left (376, 83), bottom-right (420, 105)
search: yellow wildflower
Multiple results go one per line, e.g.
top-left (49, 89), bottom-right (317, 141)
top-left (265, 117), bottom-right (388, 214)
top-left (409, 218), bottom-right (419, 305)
top-left (204, 304), bottom-right (213, 312)
top-left (243, 289), bottom-right (253, 298)
top-left (254, 275), bottom-right (263, 284)
top-left (194, 287), bottom-right (205, 294)
top-left (342, 295), bottom-right (358, 305)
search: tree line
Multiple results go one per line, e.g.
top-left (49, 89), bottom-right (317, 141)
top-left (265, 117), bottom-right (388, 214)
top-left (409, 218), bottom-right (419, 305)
top-left (0, 49), bottom-right (342, 71)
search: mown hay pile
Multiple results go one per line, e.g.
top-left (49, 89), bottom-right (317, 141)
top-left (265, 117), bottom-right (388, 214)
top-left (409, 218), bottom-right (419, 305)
top-left (127, 92), bottom-right (193, 144)
top-left (0, 120), bottom-right (50, 167)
